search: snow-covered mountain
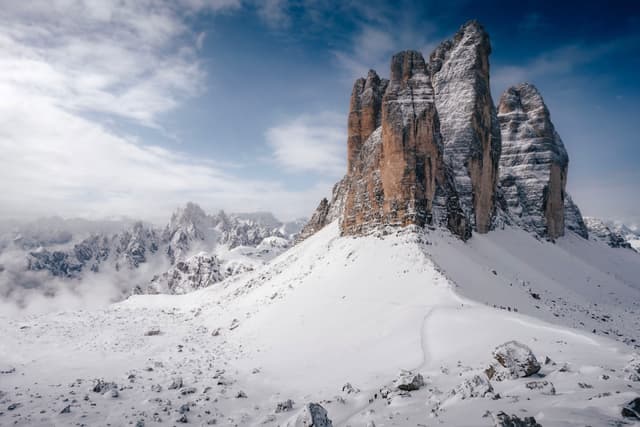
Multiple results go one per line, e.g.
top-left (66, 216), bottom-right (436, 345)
top-left (1, 221), bottom-right (639, 426)
top-left (1, 19), bottom-right (639, 427)
top-left (0, 204), bottom-right (305, 311)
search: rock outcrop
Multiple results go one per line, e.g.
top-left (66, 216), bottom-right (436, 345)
top-left (299, 21), bottom-right (590, 244)
top-left (429, 20), bottom-right (501, 233)
top-left (584, 217), bottom-right (633, 249)
top-left (498, 83), bottom-right (571, 240)
top-left (347, 70), bottom-right (388, 172)
top-left (340, 51), bottom-right (469, 239)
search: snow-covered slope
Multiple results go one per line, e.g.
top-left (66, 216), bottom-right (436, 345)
top-left (1, 223), bottom-right (638, 426)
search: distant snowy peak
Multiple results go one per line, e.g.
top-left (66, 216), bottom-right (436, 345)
top-left (584, 217), bottom-right (638, 251)
top-left (20, 203), bottom-right (302, 284)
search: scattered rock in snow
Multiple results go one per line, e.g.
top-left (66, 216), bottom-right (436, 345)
top-left (492, 411), bottom-right (542, 427)
top-left (341, 382), bottom-right (360, 394)
top-left (176, 414), bottom-right (188, 423)
top-left (229, 318), bottom-right (240, 330)
top-left (623, 355), bottom-right (640, 381)
top-left (0, 366), bottom-right (15, 374)
top-left (91, 379), bottom-right (119, 395)
top-left (151, 384), bottom-right (162, 392)
top-left (168, 377), bottom-right (183, 390)
top-left (622, 397), bottom-right (640, 419)
top-left (60, 405), bottom-right (71, 414)
top-left (180, 387), bottom-right (197, 395)
top-left (275, 399), bottom-right (294, 413)
top-left (235, 390), bottom-right (247, 398)
top-left (525, 380), bottom-right (555, 395)
top-left (449, 374), bottom-right (494, 400)
top-left (211, 328), bottom-right (221, 336)
top-left (144, 328), bottom-right (161, 336)
top-left (487, 341), bottom-right (540, 380)
top-left (287, 403), bottom-right (333, 427)
top-left (393, 370), bottom-right (425, 391)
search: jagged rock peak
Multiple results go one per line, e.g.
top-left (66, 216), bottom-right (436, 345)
top-left (498, 82), bottom-right (572, 240)
top-left (347, 69), bottom-right (388, 172)
top-left (390, 50), bottom-right (428, 82)
top-left (429, 19), bottom-right (500, 234)
top-left (339, 48), bottom-right (469, 239)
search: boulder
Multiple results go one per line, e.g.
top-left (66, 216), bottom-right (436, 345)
top-left (487, 341), bottom-right (540, 380)
top-left (449, 374), bottom-right (494, 399)
top-left (622, 397), bottom-right (640, 419)
top-left (287, 402), bottom-right (333, 427)
top-left (393, 370), bottom-right (425, 391)
top-left (493, 411), bottom-right (542, 427)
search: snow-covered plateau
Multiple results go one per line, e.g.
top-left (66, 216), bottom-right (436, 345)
top-left (1, 222), bottom-right (639, 426)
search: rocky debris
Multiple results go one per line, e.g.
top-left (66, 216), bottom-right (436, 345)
top-left (275, 399), bottom-right (294, 413)
top-left (91, 379), bottom-right (119, 395)
top-left (393, 370), bottom-right (425, 391)
top-left (341, 382), bottom-right (360, 394)
top-left (235, 390), bottom-right (247, 398)
top-left (487, 341), bottom-right (540, 380)
top-left (168, 377), bottom-right (183, 390)
top-left (493, 411), bottom-right (542, 427)
top-left (429, 20), bottom-right (501, 233)
top-left (60, 404), bottom-right (71, 414)
top-left (584, 217), bottom-right (634, 249)
top-left (525, 380), bottom-right (555, 395)
top-left (498, 83), bottom-right (572, 240)
top-left (144, 328), bottom-right (161, 336)
top-left (622, 397), bottom-right (640, 419)
top-left (449, 374), bottom-right (494, 399)
top-left (623, 355), bottom-right (640, 381)
top-left (287, 402), bottom-right (333, 427)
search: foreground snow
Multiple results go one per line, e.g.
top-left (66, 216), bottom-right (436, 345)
top-left (1, 223), bottom-right (639, 426)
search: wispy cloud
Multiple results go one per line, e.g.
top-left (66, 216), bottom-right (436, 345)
top-left (266, 112), bottom-right (346, 176)
top-left (0, 1), bottom-right (332, 222)
top-left (492, 35), bottom-right (640, 94)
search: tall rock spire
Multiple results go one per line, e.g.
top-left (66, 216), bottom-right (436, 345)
top-left (497, 82), bottom-right (582, 239)
top-left (429, 20), bottom-right (501, 234)
top-left (347, 70), bottom-right (388, 172)
top-left (341, 51), bottom-right (469, 238)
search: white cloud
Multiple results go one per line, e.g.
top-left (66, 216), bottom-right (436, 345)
top-left (256, 0), bottom-right (291, 29)
top-left (266, 112), bottom-right (346, 177)
top-left (491, 35), bottom-right (640, 95)
top-left (0, 1), bottom-right (332, 223)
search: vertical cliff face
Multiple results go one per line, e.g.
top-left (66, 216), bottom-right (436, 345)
top-left (497, 83), bottom-right (570, 240)
top-left (298, 20), bottom-right (587, 244)
top-left (347, 70), bottom-right (388, 173)
top-left (339, 51), bottom-right (469, 238)
top-left (378, 51), bottom-right (444, 228)
top-left (429, 20), bottom-right (501, 234)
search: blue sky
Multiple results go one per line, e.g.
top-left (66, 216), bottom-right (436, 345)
top-left (0, 0), bottom-right (638, 224)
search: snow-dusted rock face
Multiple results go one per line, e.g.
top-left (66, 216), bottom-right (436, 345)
top-left (584, 217), bottom-right (634, 249)
top-left (429, 20), bottom-right (501, 234)
top-left (135, 253), bottom-right (223, 295)
top-left (563, 194), bottom-right (589, 238)
top-left (28, 221), bottom-right (159, 277)
top-left (340, 51), bottom-right (470, 239)
top-left (287, 403), bottom-right (333, 427)
top-left (498, 83), bottom-right (571, 240)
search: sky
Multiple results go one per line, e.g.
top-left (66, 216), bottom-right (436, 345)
top-left (0, 0), bottom-right (638, 225)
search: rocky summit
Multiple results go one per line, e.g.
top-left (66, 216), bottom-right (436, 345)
top-left (498, 82), bottom-right (585, 240)
top-left (302, 20), bottom-right (591, 243)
